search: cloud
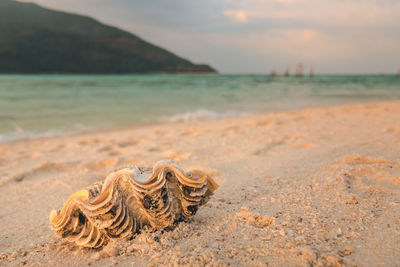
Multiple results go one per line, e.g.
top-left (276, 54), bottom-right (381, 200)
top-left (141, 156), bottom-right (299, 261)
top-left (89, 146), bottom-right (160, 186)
top-left (222, 9), bottom-right (248, 23)
top-left (222, 0), bottom-right (400, 30)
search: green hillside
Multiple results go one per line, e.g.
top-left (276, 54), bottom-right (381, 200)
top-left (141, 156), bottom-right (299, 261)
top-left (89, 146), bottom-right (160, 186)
top-left (0, 0), bottom-right (216, 73)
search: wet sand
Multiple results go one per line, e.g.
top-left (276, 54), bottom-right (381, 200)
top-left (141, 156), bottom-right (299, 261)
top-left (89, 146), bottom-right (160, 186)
top-left (0, 101), bottom-right (400, 266)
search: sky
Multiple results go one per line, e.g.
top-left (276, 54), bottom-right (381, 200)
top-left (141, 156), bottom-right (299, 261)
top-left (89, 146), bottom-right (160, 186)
top-left (18, 0), bottom-right (400, 74)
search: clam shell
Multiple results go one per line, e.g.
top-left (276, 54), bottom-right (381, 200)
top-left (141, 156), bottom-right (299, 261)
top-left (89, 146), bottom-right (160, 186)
top-left (49, 160), bottom-right (218, 248)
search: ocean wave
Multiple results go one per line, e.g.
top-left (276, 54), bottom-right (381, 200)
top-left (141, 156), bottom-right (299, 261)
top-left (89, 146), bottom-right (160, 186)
top-left (167, 109), bottom-right (250, 122)
top-left (0, 110), bottom-right (250, 143)
top-left (0, 124), bottom-right (93, 144)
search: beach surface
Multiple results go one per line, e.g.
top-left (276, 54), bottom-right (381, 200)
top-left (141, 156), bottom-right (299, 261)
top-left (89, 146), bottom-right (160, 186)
top-left (1, 101), bottom-right (399, 266)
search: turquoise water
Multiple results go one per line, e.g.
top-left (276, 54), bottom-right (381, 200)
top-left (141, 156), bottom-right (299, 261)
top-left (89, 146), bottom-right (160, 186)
top-left (0, 74), bottom-right (399, 142)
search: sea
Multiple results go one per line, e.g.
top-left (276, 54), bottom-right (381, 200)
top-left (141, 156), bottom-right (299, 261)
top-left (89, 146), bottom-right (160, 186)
top-left (0, 74), bottom-right (399, 143)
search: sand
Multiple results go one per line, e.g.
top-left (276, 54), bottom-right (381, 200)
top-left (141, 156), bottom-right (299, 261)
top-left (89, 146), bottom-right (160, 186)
top-left (0, 101), bottom-right (400, 266)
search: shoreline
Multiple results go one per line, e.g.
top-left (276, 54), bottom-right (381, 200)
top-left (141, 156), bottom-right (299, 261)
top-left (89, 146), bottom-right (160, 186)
top-left (2, 99), bottom-right (400, 146)
top-left (1, 100), bottom-right (399, 266)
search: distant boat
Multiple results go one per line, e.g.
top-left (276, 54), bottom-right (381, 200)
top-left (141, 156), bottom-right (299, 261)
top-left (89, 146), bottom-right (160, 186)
top-left (284, 67), bottom-right (290, 77)
top-left (295, 63), bottom-right (304, 77)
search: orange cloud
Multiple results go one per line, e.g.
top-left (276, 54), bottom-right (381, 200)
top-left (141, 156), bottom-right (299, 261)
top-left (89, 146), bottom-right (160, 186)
top-left (223, 9), bottom-right (248, 23)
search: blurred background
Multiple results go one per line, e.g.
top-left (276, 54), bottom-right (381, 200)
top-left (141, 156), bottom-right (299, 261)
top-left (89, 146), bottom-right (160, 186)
top-left (0, 0), bottom-right (399, 142)
top-left (14, 0), bottom-right (400, 74)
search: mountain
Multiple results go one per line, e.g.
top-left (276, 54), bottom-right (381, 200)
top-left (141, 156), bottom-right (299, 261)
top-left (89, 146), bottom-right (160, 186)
top-left (0, 0), bottom-right (216, 74)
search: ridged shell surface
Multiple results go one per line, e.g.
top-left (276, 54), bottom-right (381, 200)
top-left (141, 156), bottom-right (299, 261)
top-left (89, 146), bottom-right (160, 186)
top-left (49, 160), bottom-right (219, 248)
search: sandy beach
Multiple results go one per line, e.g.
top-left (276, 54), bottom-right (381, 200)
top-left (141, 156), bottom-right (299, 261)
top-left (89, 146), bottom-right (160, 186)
top-left (0, 101), bottom-right (399, 266)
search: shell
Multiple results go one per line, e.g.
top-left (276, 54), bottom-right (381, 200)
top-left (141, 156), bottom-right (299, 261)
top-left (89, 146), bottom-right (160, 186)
top-left (49, 160), bottom-right (219, 248)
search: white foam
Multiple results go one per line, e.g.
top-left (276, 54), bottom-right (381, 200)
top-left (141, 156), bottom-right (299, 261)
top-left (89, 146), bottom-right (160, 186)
top-left (167, 109), bottom-right (250, 122)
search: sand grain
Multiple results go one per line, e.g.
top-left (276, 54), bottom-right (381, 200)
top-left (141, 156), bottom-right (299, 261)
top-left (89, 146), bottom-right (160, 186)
top-left (0, 101), bottom-right (399, 266)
